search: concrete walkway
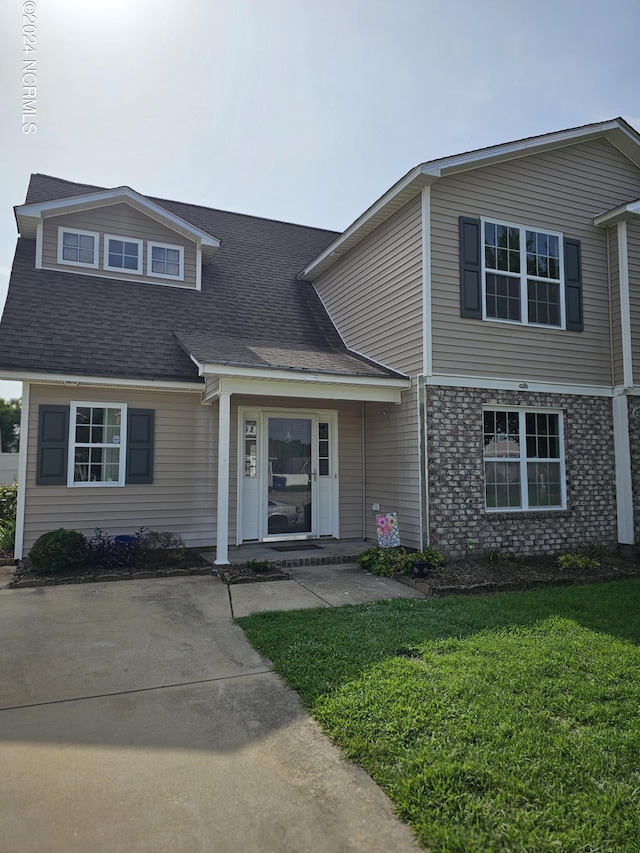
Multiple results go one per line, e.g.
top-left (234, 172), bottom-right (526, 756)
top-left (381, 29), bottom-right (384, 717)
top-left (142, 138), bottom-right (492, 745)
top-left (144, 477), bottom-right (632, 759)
top-left (0, 571), bottom-right (422, 852)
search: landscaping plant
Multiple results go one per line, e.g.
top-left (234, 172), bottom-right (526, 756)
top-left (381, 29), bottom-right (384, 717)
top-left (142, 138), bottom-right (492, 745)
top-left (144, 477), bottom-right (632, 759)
top-left (245, 559), bottom-right (271, 573)
top-left (557, 553), bottom-right (600, 571)
top-left (28, 528), bottom-right (88, 574)
top-left (357, 544), bottom-right (444, 577)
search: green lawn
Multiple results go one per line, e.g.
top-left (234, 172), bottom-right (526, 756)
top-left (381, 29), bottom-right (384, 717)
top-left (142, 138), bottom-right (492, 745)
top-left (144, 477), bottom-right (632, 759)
top-left (238, 580), bottom-right (640, 852)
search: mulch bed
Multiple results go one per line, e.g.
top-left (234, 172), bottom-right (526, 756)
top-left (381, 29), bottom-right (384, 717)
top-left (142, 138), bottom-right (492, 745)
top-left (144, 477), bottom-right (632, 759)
top-left (395, 553), bottom-right (640, 596)
top-left (3, 549), bottom-right (640, 594)
top-left (4, 551), bottom-right (215, 588)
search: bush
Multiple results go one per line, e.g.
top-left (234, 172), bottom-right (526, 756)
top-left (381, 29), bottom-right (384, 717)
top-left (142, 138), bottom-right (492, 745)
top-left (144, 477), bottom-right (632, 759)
top-left (28, 529), bottom-right (88, 574)
top-left (245, 559), bottom-right (271, 573)
top-left (86, 528), bottom-right (147, 569)
top-left (358, 545), bottom-right (444, 577)
top-left (0, 518), bottom-right (15, 552)
top-left (0, 480), bottom-right (17, 524)
top-left (142, 529), bottom-right (185, 551)
top-left (558, 553), bottom-right (600, 571)
top-left (140, 529), bottom-right (185, 565)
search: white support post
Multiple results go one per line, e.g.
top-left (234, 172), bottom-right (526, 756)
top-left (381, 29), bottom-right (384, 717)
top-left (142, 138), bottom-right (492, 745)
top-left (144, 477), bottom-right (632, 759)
top-left (214, 391), bottom-right (231, 565)
top-left (613, 394), bottom-right (634, 545)
top-left (14, 381), bottom-right (29, 560)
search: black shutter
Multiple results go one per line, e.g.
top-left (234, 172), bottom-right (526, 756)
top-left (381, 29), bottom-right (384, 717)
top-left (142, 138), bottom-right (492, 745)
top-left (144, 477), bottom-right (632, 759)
top-left (564, 238), bottom-right (583, 331)
top-left (459, 216), bottom-right (482, 318)
top-left (36, 405), bottom-right (69, 485)
top-left (126, 409), bottom-right (154, 484)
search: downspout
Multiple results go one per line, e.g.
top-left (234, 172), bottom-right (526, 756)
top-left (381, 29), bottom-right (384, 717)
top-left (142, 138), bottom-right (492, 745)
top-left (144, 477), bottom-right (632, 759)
top-left (420, 184), bottom-right (432, 547)
top-left (14, 381), bottom-right (29, 560)
top-left (361, 400), bottom-right (366, 540)
top-left (418, 375), bottom-right (429, 547)
top-left (613, 220), bottom-right (634, 546)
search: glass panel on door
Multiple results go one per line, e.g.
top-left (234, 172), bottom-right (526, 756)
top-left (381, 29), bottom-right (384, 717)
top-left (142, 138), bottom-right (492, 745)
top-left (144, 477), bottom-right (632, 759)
top-left (268, 417), bottom-right (312, 535)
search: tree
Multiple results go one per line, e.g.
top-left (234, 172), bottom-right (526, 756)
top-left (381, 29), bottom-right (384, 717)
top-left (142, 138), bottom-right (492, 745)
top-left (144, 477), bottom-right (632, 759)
top-left (0, 398), bottom-right (21, 453)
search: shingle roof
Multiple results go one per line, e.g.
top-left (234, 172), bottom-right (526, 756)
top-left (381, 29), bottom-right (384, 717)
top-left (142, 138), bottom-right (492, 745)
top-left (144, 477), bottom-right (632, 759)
top-left (0, 175), bottom-right (404, 384)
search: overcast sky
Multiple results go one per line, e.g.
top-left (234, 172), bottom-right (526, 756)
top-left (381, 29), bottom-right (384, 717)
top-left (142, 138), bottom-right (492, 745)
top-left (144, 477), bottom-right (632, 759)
top-left (1, 0), bottom-right (639, 400)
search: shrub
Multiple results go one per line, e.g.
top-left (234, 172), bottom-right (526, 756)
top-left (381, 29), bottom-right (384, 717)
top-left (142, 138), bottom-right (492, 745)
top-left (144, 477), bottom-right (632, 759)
top-left (483, 547), bottom-right (525, 567)
top-left (139, 529), bottom-right (185, 566)
top-left (0, 518), bottom-right (15, 552)
top-left (0, 480), bottom-right (17, 524)
top-left (358, 545), bottom-right (444, 577)
top-left (86, 528), bottom-right (147, 569)
top-left (558, 553), bottom-right (600, 571)
top-left (245, 559), bottom-right (271, 573)
top-left (28, 529), bottom-right (88, 574)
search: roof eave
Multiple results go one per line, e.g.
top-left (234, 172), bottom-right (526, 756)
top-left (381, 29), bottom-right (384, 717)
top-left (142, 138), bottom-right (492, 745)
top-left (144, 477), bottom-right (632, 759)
top-left (14, 185), bottom-right (222, 250)
top-left (300, 118), bottom-right (640, 281)
top-left (594, 199), bottom-right (640, 227)
top-left (193, 357), bottom-right (409, 386)
top-left (298, 168), bottom-right (438, 281)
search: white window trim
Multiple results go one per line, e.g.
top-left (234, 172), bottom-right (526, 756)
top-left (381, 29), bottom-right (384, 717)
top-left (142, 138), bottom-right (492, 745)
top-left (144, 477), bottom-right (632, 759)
top-left (481, 217), bottom-right (566, 329)
top-left (57, 227), bottom-right (100, 269)
top-left (103, 234), bottom-right (143, 275)
top-left (147, 240), bottom-right (185, 281)
top-left (67, 402), bottom-right (128, 487)
top-left (483, 406), bottom-right (566, 512)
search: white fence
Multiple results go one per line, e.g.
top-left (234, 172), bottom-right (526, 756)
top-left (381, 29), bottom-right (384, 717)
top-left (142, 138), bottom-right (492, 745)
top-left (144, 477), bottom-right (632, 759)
top-left (0, 454), bottom-right (19, 485)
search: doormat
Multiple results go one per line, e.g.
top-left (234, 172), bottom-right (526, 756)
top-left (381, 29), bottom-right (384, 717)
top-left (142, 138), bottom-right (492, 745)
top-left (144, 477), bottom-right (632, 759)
top-left (271, 544), bottom-right (323, 552)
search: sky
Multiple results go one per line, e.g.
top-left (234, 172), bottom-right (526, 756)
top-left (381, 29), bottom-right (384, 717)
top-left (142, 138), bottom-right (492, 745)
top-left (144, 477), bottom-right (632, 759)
top-left (0, 0), bottom-right (639, 401)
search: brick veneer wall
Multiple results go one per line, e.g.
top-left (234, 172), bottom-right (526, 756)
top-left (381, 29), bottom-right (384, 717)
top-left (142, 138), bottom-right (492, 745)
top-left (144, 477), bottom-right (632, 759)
top-left (628, 395), bottom-right (640, 542)
top-left (426, 386), bottom-right (617, 558)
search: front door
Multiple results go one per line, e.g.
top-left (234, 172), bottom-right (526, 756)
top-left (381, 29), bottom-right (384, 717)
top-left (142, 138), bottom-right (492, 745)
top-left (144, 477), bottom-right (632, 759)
top-left (239, 408), bottom-right (338, 542)
top-left (267, 416), bottom-right (312, 536)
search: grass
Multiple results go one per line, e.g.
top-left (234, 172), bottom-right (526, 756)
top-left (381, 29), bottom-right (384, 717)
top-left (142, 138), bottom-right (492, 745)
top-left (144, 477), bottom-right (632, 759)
top-left (238, 580), bottom-right (640, 852)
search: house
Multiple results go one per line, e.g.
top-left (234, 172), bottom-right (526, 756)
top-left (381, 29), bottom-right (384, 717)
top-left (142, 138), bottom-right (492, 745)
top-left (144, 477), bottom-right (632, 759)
top-left (1, 117), bottom-right (640, 564)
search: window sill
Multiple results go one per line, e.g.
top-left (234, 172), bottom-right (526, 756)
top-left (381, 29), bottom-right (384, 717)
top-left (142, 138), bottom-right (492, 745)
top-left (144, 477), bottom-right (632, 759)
top-left (485, 508), bottom-right (569, 519)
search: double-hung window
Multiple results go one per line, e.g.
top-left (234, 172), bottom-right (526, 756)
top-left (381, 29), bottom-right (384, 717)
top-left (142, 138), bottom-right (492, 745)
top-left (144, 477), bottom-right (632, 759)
top-left (57, 228), bottom-right (99, 269)
top-left (68, 403), bottom-right (127, 486)
top-left (104, 235), bottom-right (143, 274)
top-left (483, 220), bottom-right (564, 327)
top-left (483, 408), bottom-right (564, 511)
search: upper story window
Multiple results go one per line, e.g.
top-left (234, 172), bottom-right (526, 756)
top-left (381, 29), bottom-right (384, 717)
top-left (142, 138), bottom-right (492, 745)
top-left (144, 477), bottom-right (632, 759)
top-left (483, 219), bottom-right (563, 327)
top-left (148, 241), bottom-right (184, 280)
top-left (57, 228), bottom-right (99, 269)
top-left (104, 235), bottom-right (143, 274)
top-left (459, 216), bottom-right (584, 332)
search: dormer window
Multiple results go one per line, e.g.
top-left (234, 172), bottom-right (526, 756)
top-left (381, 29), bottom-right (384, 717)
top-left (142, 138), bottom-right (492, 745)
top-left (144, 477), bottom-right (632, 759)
top-left (148, 241), bottom-right (184, 280)
top-left (104, 235), bottom-right (143, 274)
top-left (57, 228), bottom-right (99, 268)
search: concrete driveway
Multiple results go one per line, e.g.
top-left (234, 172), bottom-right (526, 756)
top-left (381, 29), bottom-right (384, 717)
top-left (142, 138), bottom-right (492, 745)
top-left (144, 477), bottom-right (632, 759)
top-left (0, 574), bottom-right (421, 853)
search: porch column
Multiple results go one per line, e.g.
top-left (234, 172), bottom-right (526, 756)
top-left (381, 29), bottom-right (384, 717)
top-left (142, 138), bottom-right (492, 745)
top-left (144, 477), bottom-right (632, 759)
top-left (214, 390), bottom-right (231, 565)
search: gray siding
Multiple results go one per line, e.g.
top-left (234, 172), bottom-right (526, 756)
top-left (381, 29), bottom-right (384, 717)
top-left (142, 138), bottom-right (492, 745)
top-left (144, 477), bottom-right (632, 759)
top-left (363, 382), bottom-right (422, 549)
top-left (431, 139), bottom-right (640, 385)
top-left (41, 203), bottom-right (199, 289)
top-left (23, 385), bottom-right (215, 552)
top-left (314, 194), bottom-right (423, 375)
top-left (629, 219), bottom-right (640, 384)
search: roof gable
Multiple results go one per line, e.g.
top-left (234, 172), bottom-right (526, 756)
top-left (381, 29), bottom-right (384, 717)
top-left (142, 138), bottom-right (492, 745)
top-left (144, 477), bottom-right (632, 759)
top-left (300, 117), bottom-right (640, 280)
top-left (16, 182), bottom-right (221, 263)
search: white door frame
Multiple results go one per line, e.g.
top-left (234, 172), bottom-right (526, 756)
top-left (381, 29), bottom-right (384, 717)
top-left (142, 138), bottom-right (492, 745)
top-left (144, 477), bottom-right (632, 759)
top-left (237, 406), bottom-right (339, 544)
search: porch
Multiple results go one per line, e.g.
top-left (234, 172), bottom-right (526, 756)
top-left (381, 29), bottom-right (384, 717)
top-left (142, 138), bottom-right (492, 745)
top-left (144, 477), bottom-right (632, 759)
top-left (219, 538), bottom-right (370, 568)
